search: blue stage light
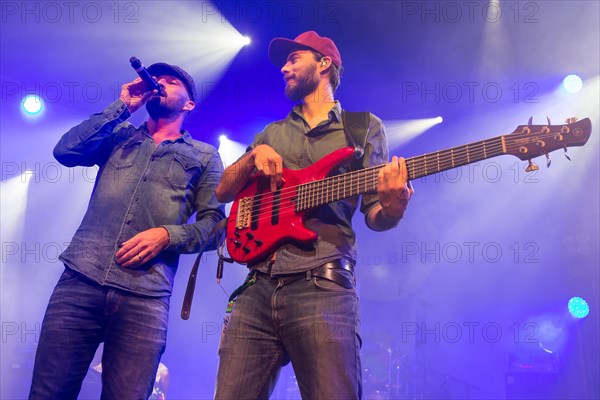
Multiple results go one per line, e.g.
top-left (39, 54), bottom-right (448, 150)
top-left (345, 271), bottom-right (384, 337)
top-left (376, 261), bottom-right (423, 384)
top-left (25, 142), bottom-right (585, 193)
top-left (562, 75), bottom-right (583, 93)
top-left (22, 95), bottom-right (43, 114)
top-left (568, 297), bottom-right (589, 319)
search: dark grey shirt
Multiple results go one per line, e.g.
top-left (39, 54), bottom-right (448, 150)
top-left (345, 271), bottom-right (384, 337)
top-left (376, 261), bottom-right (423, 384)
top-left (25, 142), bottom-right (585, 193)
top-left (54, 100), bottom-right (225, 297)
top-left (248, 101), bottom-right (389, 275)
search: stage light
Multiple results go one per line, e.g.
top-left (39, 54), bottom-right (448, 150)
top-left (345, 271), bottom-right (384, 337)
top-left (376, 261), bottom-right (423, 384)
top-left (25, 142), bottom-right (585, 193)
top-left (216, 34), bottom-right (252, 48)
top-left (527, 316), bottom-right (566, 354)
top-left (1, 171), bottom-right (34, 243)
top-left (568, 296), bottom-right (589, 319)
top-left (217, 133), bottom-right (246, 170)
top-left (385, 117), bottom-right (444, 149)
top-left (126, 3), bottom-right (251, 101)
top-left (562, 74), bottom-right (583, 93)
top-left (22, 95), bottom-right (43, 115)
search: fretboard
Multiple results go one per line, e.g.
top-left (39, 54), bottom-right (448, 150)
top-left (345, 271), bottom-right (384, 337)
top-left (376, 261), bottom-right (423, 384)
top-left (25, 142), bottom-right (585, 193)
top-left (295, 135), bottom-right (506, 211)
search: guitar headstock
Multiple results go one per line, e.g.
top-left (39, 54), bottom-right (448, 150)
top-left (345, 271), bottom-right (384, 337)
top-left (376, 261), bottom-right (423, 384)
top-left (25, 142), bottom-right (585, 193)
top-left (506, 117), bottom-right (592, 163)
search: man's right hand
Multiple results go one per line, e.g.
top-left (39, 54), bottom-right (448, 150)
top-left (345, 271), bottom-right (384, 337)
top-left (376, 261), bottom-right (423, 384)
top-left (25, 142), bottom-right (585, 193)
top-left (251, 144), bottom-right (283, 192)
top-left (119, 77), bottom-right (158, 114)
top-left (215, 144), bottom-right (283, 203)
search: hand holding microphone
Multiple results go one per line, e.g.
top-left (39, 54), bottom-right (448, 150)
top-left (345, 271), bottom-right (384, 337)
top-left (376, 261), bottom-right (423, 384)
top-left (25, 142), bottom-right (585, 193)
top-left (119, 57), bottom-right (164, 113)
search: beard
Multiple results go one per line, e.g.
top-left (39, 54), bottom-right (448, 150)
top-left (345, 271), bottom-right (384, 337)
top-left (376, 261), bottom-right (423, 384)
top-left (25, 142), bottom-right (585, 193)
top-left (284, 63), bottom-right (320, 102)
top-left (146, 95), bottom-right (182, 121)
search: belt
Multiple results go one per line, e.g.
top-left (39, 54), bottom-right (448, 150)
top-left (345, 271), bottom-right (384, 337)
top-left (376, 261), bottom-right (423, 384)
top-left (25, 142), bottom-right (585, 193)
top-left (252, 259), bottom-right (355, 289)
top-left (310, 259), bottom-right (355, 289)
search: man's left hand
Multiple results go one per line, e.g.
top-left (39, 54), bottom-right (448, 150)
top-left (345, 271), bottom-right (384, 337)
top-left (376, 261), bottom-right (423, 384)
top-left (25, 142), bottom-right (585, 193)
top-left (115, 227), bottom-right (170, 268)
top-left (378, 156), bottom-right (414, 221)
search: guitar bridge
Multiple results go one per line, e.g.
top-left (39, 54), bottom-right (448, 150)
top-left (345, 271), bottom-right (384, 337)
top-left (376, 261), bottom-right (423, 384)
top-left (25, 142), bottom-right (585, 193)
top-left (236, 197), bottom-right (253, 229)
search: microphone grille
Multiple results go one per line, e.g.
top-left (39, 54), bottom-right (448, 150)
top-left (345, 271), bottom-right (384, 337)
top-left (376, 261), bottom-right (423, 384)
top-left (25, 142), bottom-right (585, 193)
top-left (129, 57), bottom-right (142, 68)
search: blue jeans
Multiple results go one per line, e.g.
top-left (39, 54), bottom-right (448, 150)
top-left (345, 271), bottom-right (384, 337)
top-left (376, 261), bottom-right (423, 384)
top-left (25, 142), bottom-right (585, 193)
top-left (215, 269), bottom-right (362, 399)
top-left (29, 267), bottom-right (169, 400)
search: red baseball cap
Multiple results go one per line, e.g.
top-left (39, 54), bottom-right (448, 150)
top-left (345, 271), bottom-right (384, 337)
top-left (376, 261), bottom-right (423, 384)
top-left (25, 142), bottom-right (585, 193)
top-left (268, 31), bottom-right (342, 68)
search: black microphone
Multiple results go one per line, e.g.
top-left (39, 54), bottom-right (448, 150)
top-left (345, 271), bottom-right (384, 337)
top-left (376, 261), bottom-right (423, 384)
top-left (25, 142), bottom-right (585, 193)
top-left (129, 56), bottom-right (163, 95)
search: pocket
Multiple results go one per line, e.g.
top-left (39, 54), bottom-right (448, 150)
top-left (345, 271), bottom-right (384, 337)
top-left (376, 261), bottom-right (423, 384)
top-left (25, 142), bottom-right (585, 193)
top-left (166, 153), bottom-right (203, 190)
top-left (56, 267), bottom-right (80, 285)
top-left (108, 137), bottom-right (143, 169)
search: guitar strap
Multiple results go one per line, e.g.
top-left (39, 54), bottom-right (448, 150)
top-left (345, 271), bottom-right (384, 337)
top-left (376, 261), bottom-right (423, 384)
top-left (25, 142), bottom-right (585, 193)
top-left (341, 110), bottom-right (371, 165)
top-left (181, 218), bottom-right (228, 320)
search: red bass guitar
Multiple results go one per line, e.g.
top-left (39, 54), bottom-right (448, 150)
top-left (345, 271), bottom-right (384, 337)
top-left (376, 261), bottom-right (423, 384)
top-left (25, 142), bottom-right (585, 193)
top-left (226, 118), bottom-right (592, 264)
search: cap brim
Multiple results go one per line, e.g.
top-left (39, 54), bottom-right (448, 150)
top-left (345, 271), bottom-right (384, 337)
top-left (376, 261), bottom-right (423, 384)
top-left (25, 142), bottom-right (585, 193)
top-left (147, 63), bottom-right (195, 101)
top-left (147, 63), bottom-right (182, 82)
top-left (268, 38), bottom-right (316, 67)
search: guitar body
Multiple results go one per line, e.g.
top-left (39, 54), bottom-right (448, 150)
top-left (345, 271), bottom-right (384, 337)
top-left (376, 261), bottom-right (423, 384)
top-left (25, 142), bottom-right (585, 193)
top-left (227, 146), bottom-right (357, 264)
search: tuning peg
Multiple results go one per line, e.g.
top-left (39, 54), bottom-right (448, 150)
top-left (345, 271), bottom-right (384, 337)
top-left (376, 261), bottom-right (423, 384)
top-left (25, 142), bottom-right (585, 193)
top-left (545, 153), bottom-right (551, 168)
top-left (565, 117), bottom-right (578, 124)
top-left (528, 116), bottom-right (533, 126)
top-left (546, 116), bottom-right (552, 126)
top-left (525, 159), bottom-right (539, 172)
top-left (564, 147), bottom-right (571, 161)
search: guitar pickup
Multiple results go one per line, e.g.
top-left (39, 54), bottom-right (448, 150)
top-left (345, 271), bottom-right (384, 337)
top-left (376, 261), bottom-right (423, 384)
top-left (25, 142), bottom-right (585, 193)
top-left (235, 197), bottom-right (252, 229)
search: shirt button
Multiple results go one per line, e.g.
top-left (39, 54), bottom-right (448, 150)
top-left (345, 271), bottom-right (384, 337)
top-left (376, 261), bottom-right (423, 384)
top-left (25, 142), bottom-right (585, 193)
top-left (143, 176), bottom-right (147, 181)
top-left (125, 220), bottom-right (131, 225)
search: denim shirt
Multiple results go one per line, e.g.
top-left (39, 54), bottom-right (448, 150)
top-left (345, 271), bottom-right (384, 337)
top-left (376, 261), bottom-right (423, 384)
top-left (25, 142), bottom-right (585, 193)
top-left (54, 100), bottom-right (225, 297)
top-left (248, 101), bottom-right (389, 275)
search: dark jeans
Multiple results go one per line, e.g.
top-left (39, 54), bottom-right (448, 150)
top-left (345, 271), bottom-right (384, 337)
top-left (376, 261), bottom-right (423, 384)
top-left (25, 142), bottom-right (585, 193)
top-left (215, 269), bottom-right (362, 400)
top-left (29, 267), bottom-right (169, 400)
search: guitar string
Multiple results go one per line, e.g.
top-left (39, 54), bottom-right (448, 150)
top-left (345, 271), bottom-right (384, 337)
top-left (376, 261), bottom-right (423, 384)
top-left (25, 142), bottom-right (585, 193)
top-left (407, 132), bottom-right (572, 177)
top-left (237, 133), bottom-right (572, 227)
top-left (233, 176), bottom-right (382, 229)
top-left (243, 134), bottom-right (519, 209)
top-left (235, 131), bottom-right (579, 225)
top-left (242, 130), bottom-right (566, 205)
top-left (242, 137), bottom-right (503, 205)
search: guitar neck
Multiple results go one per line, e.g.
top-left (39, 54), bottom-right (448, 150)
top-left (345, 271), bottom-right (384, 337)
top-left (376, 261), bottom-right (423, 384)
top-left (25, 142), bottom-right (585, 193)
top-left (406, 134), bottom-right (506, 180)
top-left (296, 135), bottom-right (506, 211)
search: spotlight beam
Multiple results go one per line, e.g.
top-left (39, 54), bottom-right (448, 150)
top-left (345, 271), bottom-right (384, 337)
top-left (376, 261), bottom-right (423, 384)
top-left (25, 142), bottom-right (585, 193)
top-left (385, 117), bottom-right (444, 149)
